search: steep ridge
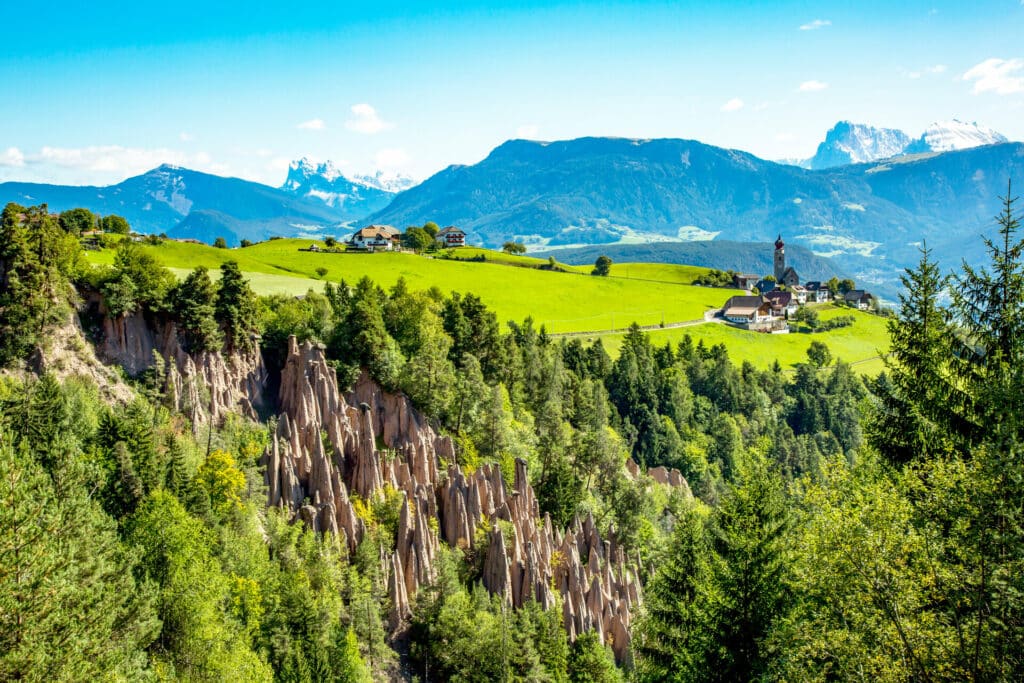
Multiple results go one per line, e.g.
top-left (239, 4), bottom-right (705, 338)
top-left (94, 298), bottom-right (269, 422)
top-left (261, 338), bottom-right (674, 662)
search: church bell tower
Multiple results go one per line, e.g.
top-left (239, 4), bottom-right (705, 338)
top-left (774, 235), bottom-right (785, 281)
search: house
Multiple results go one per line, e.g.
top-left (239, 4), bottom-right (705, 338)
top-left (790, 284), bottom-right (808, 304)
top-left (844, 290), bottom-right (874, 310)
top-left (350, 224), bottom-right (400, 251)
top-left (438, 225), bottom-right (466, 247)
top-left (733, 273), bottom-right (760, 290)
top-left (764, 290), bottom-right (798, 317)
top-left (804, 281), bottom-right (831, 303)
top-left (722, 295), bottom-right (773, 324)
top-left (308, 243), bottom-right (321, 252)
top-left (754, 278), bottom-right (777, 294)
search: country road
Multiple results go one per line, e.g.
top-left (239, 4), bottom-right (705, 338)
top-left (548, 308), bottom-right (724, 338)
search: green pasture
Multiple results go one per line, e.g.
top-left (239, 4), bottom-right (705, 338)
top-left (587, 306), bottom-right (890, 374)
top-left (85, 239), bottom-right (733, 333)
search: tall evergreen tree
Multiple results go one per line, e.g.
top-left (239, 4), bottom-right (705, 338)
top-left (216, 260), bottom-right (258, 352)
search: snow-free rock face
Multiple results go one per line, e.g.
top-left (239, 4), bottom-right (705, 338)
top-left (262, 337), bottom-right (646, 662)
top-left (97, 302), bottom-right (269, 422)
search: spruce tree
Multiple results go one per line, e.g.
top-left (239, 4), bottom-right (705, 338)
top-left (215, 260), bottom-right (258, 352)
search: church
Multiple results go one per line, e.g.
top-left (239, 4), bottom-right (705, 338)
top-left (774, 235), bottom-right (799, 287)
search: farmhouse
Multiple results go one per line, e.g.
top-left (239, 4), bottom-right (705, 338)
top-left (723, 295), bottom-right (773, 324)
top-left (438, 225), bottom-right (466, 247)
top-left (350, 224), bottom-right (400, 251)
top-left (733, 273), bottom-right (760, 290)
top-left (804, 281), bottom-right (831, 303)
top-left (790, 284), bottom-right (808, 304)
top-left (844, 290), bottom-right (874, 310)
top-left (764, 290), bottom-right (798, 317)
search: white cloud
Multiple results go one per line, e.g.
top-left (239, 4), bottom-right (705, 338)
top-left (179, 131), bottom-right (194, 142)
top-left (374, 148), bottom-right (411, 170)
top-left (963, 58), bottom-right (1024, 95)
top-left (774, 132), bottom-right (795, 142)
top-left (798, 80), bottom-right (829, 92)
top-left (720, 98), bottom-right (744, 112)
top-left (297, 118), bottom-right (326, 131)
top-left (799, 19), bottom-right (831, 30)
top-left (35, 145), bottom-right (199, 173)
top-left (345, 104), bottom-right (393, 134)
top-left (0, 147), bottom-right (25, 167)
top-left (516, 124), bottom-right (540, 138)
top-left (928, 64), bottom-right (947, 74)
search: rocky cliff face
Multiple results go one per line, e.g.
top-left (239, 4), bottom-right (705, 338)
top-left (262, 337), bottom-right (647, 662)
top-left (97, 303), bottom-right (269, 422)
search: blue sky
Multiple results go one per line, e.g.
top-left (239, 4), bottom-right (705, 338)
top-left (3, 0), bottom-right (1024, 186)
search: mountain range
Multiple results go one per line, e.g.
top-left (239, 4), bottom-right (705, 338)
top-left (0, 161), bottom-right (411, 246)
top-left (534, 241), bottom-right (846, 283)
top-left (2, 123), bottom-right (1022, 294)
top-left (796, 119), bottom-right (1007, 170)
top-left (281, 158), bottom-right (414, 214)
top-left (367, 135), bottom-right (1024, 294)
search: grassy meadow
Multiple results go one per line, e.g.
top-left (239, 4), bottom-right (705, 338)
top-left (87, 238), bottom-right (891, 366)
top-left (87, 239), bottom-right (732, 333)
top-left (592, 306), bottom-right (890, 373)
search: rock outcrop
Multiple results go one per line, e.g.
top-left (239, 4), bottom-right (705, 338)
top-left (262, 337), bottom-right (643, 662)
top-left (97, 303), bottom-right (268, 422)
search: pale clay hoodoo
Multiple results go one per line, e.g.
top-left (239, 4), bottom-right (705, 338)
top-left (261, 337), bottom-right (661, 662)
top-left (98, 308), bottom-right (676, 663)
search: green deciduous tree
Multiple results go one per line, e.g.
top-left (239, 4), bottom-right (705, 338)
top-left (100, 214), bottom-right (130, 234)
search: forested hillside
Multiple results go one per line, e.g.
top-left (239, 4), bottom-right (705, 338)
top-left (1, 193), bottom-right (1024, 681)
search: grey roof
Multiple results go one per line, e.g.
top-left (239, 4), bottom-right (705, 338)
top-left (724, 295), bottom-right (764, 310)
top-left (764, 290), bottom-right (793, 306)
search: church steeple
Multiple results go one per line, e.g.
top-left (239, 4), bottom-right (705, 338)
top-left (774, 235), bottom-right (786, 281)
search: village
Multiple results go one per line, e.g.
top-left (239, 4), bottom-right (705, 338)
top-left (718, 235), bottom-right (876, 333)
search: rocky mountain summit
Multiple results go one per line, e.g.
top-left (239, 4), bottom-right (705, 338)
top-left (280, 158), bottom-right (411, 216)
top-left (803, 119), bottom-right (1008, 169)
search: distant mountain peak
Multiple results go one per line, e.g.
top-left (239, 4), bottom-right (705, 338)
top-left (906, 119), bottom-right (1008, 154)
top-left (281, 158), bottom-right (411, 215)
top-left (807, 122), bottom-right (911, 170)
top-left (785, 119), bottom-right (1010, 170)
top-left (288, 157), bottom-right (343, 183)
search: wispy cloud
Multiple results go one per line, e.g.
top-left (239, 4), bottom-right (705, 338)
top-left (720, 98), bottom-right (744, 112)
top-left (963, 58), bottom-right (1024, 95)
top-left (905, 64), bottom-right (948, 79)
top-left (179, 131), bottom-right (194, 142)
top-left (516, 124), bottom-right (540, 138)
top-left (0, 147), bottom-right (25, 167)
top-left (297, 118), bottom-right (326, 131)
top-left (345, 104), bottom-right (393, 134)
top-left (799, 19), bottom-right (831, 31)
top-left (798, 80), bottom-right (829, 92)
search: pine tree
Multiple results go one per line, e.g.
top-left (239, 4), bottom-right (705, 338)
top-left (633, 503), bottom-right (714, 682)
top-left (215, 260), bottom-right (258, 352)
top-left (171, 266), bottom-right (222, 352)
top-left (951, 181), bottom-right (1024, 444)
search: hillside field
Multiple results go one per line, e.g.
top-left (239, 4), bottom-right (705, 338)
top-left (87, 239), bottom-right (731, 333)
top-left (593, 306), bottom-right (890, 373)
top-left (86, 239), bottom-right (891, 367)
